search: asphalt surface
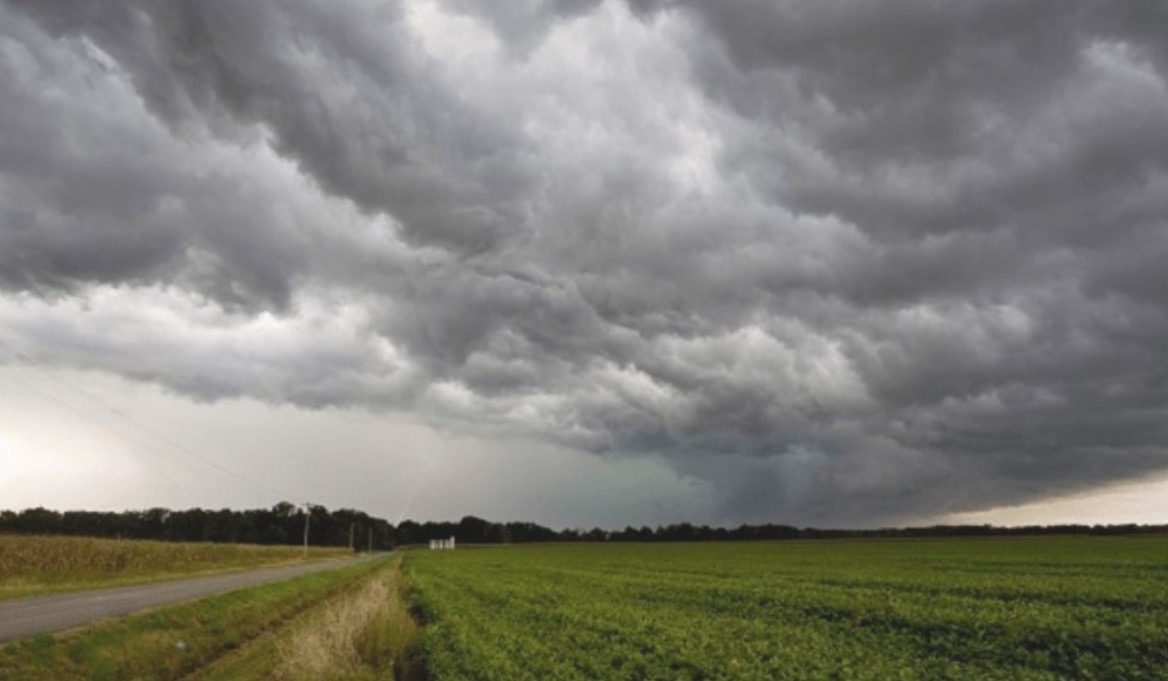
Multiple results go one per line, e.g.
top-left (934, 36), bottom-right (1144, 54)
top-left (0, 555), bottom-right (379, 643)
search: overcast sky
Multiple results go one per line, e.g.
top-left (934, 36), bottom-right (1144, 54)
top-left (2, 0), bottom-right (1167, 529)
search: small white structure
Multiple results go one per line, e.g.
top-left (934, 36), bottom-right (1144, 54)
top-left (429, 536), bottom-right (456, 550)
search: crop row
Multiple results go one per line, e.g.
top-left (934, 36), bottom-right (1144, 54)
top-left (406, 538), bottom-right (1168, 680)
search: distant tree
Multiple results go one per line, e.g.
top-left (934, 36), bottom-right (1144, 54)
top-left (457, 515), bottom-right (493, 544)
top-left (583, 528), bottom-right (608, 542)
top-left (3, 505), bottom-right (1166, 546)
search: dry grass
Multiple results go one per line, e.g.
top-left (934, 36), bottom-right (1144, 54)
top-left (274, 560), bottom-right (421, 681)
top-left (0, 534), bottom-right (348, 599)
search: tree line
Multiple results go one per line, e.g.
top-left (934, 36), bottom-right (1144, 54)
top-left (0, 503), bottom-right (392, 550)
top-left (3, 504), bottom-right (1165, 548)
top-left (400, 517), bottom-right (1168, 544)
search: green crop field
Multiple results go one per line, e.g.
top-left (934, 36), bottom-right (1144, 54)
top-left (406, 538), bottom-right (1168, 680)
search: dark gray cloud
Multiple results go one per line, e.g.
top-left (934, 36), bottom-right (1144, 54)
top-left (439, 0), bottom-right (605, 54)
top-left (2, 0), bottom-right (1167, 526)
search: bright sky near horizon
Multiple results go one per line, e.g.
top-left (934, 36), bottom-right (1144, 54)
top-left (2, 0), bottom-right (1168, 528)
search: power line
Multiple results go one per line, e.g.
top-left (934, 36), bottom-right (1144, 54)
top-left (393, 450), bottom-right (434, 525)
top-left (0, 337), bottom-right (303, 503)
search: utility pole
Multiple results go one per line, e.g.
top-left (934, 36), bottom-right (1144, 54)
top-left (349, 522), bottom-right (354, 551)
top-left (368, 525), bottom-right (373, 553)
top-left (302, 502), bottom-right (311, 559)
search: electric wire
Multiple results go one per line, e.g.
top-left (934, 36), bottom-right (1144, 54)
top-left (393, 450), bottom-right (434, 525)
top-left (0, 337), bottom-right (303, 503)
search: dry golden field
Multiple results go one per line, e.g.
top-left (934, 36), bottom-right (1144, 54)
top-left (0, 534), bottom-right (349, 600)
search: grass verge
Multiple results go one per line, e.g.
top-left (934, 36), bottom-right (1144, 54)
top-left (193, 557), bottom-right (422, 681)
top-left (0, 557), bottom-right (387, 681)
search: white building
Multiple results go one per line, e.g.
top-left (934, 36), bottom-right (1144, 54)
top-left (429, 536), bottom-right (456, 550)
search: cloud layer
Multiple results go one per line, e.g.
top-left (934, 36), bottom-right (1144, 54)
top-left (2, 0), bottom-right (1167, 525)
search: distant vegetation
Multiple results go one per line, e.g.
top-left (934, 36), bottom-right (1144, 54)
top-left (3, 504), bottom-right (1166, 550)
top-left (408, 538), bottom-right (1168, 680)
top-left (0, 503), bottom-right (392, 550)
top-left (0, 535), bottom-right (348, 600)
top-left (395, 515), bottom-right (1168, 545)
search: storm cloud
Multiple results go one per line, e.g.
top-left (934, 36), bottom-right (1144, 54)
top-left (2, 0), bottom-right (1167, 525)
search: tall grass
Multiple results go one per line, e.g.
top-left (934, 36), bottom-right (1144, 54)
top-left (0, 534), bottom-right (349, 599)
top-left (275, 561), bottom-right (421, 681)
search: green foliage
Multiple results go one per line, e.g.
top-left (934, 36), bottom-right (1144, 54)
top-left (406, 538), bottom-right (1168, 680)
top-left (0, 504), bottom-right (394, 550)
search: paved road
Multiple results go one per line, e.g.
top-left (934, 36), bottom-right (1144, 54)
top-left (0, 555), bottom-right (381, 643)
